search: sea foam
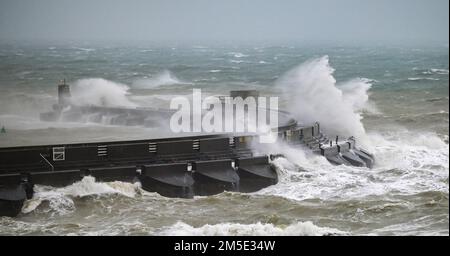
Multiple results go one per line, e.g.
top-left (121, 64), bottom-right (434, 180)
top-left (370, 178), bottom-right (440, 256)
top-left (256, 132), bottom-right (449, 202)
top-left (157, 221), bottom-right (346, 236)
top-left (22, 176), bottom-right (141, 215)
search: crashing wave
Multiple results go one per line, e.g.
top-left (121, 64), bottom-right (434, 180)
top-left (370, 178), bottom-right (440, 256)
top-left (276, 55), bottom-right (373, 144)
top-left (21, 176), bottom-right (141, 215)
top-left (71, 78), bottom-right (137, 107)
top-left (132, 70), bottom-right (189, 89)
top-left (157, 221), bottom-right (346, 236)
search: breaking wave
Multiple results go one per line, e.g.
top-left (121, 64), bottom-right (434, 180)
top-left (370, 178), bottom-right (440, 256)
top-left (132, 70), bottom-right (187, 89)
top-left (276, 56), bottom-right (373, 144)
top-left (228, 52), bottom-right (249, 58)
top-left (416, 68), bottom-right (449, 75)
top-left (71, 78), bottom-right (137, 107)
top-left (157, 221), bottom-right (346, 236)
top-left (340, 78), bottom-right (379, 114)
top-left (71, 47), bottom-right (96, 52)
top-left (256, 132), bottom-right (448, 202)
top-left (430, 68), bottom-right (449, 75)
top-left (22, 176), bottom-right (142, 216)
top-left (407, 77), bottom-right (440, 81)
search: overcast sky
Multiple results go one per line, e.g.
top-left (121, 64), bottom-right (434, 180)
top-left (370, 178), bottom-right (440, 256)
top-left (0, 0), bottom-right (448, 45)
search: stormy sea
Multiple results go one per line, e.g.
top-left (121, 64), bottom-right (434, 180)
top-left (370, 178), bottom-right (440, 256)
top-left (0, 43), bottom-right (448, 235)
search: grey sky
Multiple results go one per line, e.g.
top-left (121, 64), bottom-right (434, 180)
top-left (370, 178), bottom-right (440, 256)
top-left (0, 0), bottom-right (448, 45)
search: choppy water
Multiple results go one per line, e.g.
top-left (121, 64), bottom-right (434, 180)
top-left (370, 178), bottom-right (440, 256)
top-left (0, 43), bottom-right (448, 235)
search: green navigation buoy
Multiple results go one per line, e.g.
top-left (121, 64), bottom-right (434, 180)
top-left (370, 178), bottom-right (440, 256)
top-left (0, 126), bottom-right (5, 133)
